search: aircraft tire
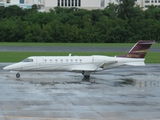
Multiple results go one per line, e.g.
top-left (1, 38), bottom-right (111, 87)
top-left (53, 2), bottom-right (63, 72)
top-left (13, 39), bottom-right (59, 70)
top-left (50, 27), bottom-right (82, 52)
top-left (84, 75), bottom-right (90, 79)
top-left (82, 71), bottom-right (84, 75)
top-left (16, 73), bottom-right (20, 78)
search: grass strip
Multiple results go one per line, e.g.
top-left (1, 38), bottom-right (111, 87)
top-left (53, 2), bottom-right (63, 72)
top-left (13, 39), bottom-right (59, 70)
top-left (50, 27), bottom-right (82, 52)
top-left (0, 42), bottom-right (159, 47)
top-left (0, 52), bottom-right (159, 63)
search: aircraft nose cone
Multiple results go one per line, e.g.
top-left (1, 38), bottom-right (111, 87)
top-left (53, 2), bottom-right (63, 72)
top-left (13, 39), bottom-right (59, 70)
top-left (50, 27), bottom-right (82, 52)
top-left (3, 64), bottom-right (15, 71)
top-left (3, 63), bottom-right (21, 71)
top-left (3, 66), bottom-right (10, 70)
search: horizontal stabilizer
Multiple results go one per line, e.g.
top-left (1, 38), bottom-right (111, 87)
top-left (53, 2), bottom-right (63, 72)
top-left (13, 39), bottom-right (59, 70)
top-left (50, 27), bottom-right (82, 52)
top-left (124, 62), bottom-right (145, 66)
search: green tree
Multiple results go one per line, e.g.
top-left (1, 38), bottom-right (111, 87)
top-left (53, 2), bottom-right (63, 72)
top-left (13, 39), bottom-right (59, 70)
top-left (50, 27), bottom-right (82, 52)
top-left (2, 5), bottom-right (24, 18)
top-left (144, 5), bottom-right (160, 20)
top-left (117, 0), bottom-right (136, 20)
top-left (103, 3), bottom-right (118, 19)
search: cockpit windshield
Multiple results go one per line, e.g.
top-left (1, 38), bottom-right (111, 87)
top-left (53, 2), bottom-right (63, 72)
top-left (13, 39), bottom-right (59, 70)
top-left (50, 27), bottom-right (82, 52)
top-left (22, 58), bottom-right (33, 62)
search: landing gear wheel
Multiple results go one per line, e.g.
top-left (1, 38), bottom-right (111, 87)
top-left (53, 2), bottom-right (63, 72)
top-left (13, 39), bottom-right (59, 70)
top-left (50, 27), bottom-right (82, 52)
top-left (84, 75), bottom-right (90, 79)
top-left (16, 73), bottom-right (20, 78)
top-left (82, 75), bottom-right (90, 82)
top-left (82, 71), bottom-right (90, 81)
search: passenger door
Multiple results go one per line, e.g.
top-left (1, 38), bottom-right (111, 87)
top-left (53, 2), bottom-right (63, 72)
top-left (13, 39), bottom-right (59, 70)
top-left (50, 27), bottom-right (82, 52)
top-left (36, 57), bottom-right (44, 66)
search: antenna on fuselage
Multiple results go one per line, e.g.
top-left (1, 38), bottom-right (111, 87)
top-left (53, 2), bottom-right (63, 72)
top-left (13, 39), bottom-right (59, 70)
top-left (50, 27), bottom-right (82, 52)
top-left (69, 53), bottom-right (71, 56)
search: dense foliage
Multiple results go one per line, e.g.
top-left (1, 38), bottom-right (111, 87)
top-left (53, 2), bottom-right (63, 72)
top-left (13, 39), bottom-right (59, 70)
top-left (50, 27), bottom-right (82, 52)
top-left (0, 1), bottom-right (160, 43)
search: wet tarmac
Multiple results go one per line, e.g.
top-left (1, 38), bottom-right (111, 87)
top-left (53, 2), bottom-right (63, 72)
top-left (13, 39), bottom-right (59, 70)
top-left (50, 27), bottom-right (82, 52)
top-left (0, 64), bottom-right (160, 120)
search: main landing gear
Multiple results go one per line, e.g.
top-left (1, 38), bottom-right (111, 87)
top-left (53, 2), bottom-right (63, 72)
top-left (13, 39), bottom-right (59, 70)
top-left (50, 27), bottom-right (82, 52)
top-left (82, 71), bottom-right (90, 81)
top-left (16, 73), bottom-right (20, 78)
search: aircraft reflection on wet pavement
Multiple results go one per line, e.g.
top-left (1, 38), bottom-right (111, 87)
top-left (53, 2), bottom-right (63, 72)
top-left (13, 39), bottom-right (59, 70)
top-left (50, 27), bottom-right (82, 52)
top-left (108, 79), bottom-right (160, 88)
top-left (26, 75), bottom-right (160, 88)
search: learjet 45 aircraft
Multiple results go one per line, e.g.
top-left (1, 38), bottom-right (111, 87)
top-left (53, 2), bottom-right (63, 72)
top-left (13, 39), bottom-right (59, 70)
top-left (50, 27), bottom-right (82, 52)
top-left (3, 40), bottom-right (155, 79)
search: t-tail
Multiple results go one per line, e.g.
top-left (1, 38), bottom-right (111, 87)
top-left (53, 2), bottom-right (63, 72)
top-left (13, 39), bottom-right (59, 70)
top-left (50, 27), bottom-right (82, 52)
top-left (117, 40), bottom-right (156, 58)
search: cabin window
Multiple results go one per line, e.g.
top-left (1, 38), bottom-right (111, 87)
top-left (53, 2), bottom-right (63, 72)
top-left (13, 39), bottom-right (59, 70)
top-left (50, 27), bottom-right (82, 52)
top-left (22, 58), bottom-right (33, 62)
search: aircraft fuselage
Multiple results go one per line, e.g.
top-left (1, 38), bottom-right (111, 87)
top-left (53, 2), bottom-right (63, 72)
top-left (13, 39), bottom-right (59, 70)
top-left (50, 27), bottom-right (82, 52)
top-left (3, 55), bottom-right (144, 72)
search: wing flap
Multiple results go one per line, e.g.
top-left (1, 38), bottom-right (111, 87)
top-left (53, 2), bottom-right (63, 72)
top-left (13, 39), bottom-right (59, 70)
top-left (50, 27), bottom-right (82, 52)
top-left (99, 61), bottom-right (117, 69)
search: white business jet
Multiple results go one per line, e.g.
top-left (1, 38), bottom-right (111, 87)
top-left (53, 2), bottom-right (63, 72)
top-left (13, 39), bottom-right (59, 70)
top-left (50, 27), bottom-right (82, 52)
top-left (3, 40), bottom-right (155, 79)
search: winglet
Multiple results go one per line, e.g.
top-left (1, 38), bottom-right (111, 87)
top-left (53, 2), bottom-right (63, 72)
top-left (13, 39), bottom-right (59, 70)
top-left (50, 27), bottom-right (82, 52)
top-left (117, 40), bottom-right (156, 58)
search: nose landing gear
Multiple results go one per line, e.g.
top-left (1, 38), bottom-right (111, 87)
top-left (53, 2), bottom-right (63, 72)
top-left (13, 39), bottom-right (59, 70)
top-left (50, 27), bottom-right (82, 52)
top-left (16, 73), bottom-right (20, 78)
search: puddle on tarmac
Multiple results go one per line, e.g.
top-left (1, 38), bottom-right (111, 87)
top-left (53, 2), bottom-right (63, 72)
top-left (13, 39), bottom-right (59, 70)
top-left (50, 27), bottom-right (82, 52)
top-left (111, 78), bottom-right (135, 87)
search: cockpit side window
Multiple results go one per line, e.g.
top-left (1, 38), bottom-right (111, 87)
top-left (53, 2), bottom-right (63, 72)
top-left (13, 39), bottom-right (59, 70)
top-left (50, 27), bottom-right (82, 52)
top-left (22, 58), bottom-right (33, 62)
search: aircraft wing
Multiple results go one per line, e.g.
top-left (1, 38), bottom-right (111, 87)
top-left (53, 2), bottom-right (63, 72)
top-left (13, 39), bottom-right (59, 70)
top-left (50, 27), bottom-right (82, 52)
top-left (71, 64), bottom-right (100, 72)
top-left (70, 61), bottom-right (117, 72)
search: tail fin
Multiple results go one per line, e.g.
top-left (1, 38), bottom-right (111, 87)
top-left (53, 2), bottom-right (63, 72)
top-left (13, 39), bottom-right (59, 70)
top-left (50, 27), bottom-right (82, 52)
top-left (117, 40), bottom-right (156, 58)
